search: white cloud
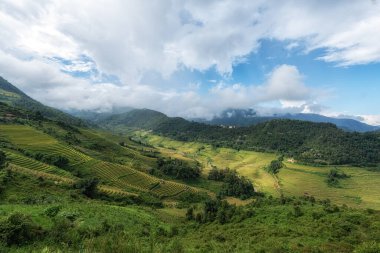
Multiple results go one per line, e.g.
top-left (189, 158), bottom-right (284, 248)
top-left (359, 115), bottom-right (380, 126)
top-left (0, 0), bottom-right (379, 118)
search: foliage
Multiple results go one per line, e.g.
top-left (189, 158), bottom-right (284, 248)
top-left (32, 153), bottom-right (69, 168)
top-left (0, 213), bottom-right (44, 246)
top-left (0, 150), bottom-right (6, 169)
top-left (267, 159), bottom-right (283, 174)
top-left (327, 168), bottom-right (350, 187)
top-left (156, 157), bottom-right (201, 180)
top-left (207, 166), bottom-right (232, 181)
top-left (75, 178), bottom-right (99, 198)
top-left (208, 167), bottom-right (255, 199)
top-left (105, 109), bottom-right (380, 166)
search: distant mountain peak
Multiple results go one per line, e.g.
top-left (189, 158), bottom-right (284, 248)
top-left (196, 108), bottom-right (379, 132)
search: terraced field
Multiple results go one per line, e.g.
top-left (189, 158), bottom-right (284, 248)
top-left (279, 163), bottom-right (380, 209)
top-left (80, 159), bottom-right (196, 197)
top-left (0, 125), bottom-right (91, 165)
top-left (8, 164), bottom-right (76, 184)
top-left (136, 131), bottom-right (278, 196)
top-left (5, 151), bottom-right (75, 178)
top-left (137, 131), bottom-right (380, 209)
top-left (0, 125), bottom-right (198, 198)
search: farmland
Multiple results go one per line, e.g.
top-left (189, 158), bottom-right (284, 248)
top-left (134, 131), bottom-right (380, 209)
top-left (0, 124), bottom-right (198, 199)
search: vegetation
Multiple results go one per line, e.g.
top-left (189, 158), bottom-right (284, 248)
top-left (0, 77), bottom-right (83, 126)
top-left (1, 80), bottom-right (380, 252)
top-left (327, 168), bottom-right (350, 187)
top-left (266, 159), bottom-right (284, 174)
top-left (137, 132), bottom-right (380, 209)
top-left (155, 157), bottom-right (201, 180)
top-left (0, 150), bottom-right (6, 169)
top-left (1, 172), bottom-right (379, 252)
top-left (208, 166), bottom-right (255, 199)
top-left (101, 109), bottom-right (380, 166)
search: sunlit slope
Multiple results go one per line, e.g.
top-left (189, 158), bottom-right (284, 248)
top-left (137, 131), bottom-right (278, 196)
top-left (137, 131), bottom-right (380, 209)
top-left (0, 124), bottom-right (198, 198)
top-left (279, 163), bottom-right (380, 209)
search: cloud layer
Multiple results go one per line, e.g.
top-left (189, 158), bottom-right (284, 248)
top-left (0, 0), bottom-right (379, 120)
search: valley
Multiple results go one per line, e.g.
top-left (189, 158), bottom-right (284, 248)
top-left (132, 131), bottom-right (380, 209)
top-left (0, 78), bottom-right (379, 252)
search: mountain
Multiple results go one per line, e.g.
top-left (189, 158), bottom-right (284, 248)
top-left (0, 76), bottom-right (83, 125)
top-left (68, 106), bottom-right (135, 124)
top-left (101, 108), bottom-right (170, 129)
top-left (195, 108), bottom-right (379, 132)
top-left (97, 109), bottom-right (380, 166)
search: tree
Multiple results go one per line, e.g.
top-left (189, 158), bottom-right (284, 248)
top-left (267, 160), bottom-right (283, 174)
top-left (0, 150), bottom-right (7, 170)
top-left (75, 178), bottom-right (99, 198)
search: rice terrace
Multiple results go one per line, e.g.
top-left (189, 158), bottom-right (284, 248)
top-left (1, 1), bottom-right (380, 252)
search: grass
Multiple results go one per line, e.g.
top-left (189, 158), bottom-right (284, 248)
top-left (5, 150), bottom-right (75, 178)
top-left (280, 163), bottom-right (380, 209)
top-left (136, 131), bottom-right (380, 209)
top-left (1, 136), bottom-right (380, 252)
top-left (0, 124), bottom-right (201, 199)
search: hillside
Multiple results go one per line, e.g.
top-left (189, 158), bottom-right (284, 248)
top-left (98, 109), bottom-right (380, 166)
top-left (0, 87), bottom-right (379, 252)
top-left (0, 77), bottom-right (82, 126)
top-left (134, 131), bottom-right (380, 209)
top-left (195, 108), bottom-right (379, 132)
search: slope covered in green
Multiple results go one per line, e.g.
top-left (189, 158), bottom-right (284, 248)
top-left (0, 171), bottom-right (379, 252)
top-left (1, 82), bottom-right (379, 252)
top-left (0, 77), bottom-right (82, 125)
top-left (99, 109), bottom-right (380, 166)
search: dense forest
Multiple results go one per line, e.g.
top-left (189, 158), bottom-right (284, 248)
top-left (101, 109), bottom-right (380, 166)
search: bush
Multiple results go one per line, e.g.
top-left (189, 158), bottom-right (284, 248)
top-left (44, 205), bottom-right (62, 218)
top-left (208, 167), bottom-right (255, 199)
top-left (156, 158), bottom-right (201, 180)
top-left (0, 151), bottom-right (7, 170)
top-left (219, 171), bottom-right (255, 199)
top-left (267, 159), bottom-right (283, 174)
top-left (208, 166), bottom-right (232, 181)
top-left (327, 168), bottom-right (350, 187)
top-left (75, 178), bottom-right (99, 198)
top-left (0, 213), bottom-right (44, 246)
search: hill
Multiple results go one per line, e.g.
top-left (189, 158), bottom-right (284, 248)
top-left (195, 108), bottom-right (379, 132)
top-left (1, 88), bottom-right (380, 252)
top-left (98, 109), bottom-right (380, 166)
top-left (0, 77), bottom-right (83, 126)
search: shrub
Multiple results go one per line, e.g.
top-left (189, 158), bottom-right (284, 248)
top-left (267, 159), bottom-right (283, 174)
top-left (75, 178), bottom-right (99, 198)
top-left (0, 151), bottom-right (7, 170)
top-left (0, 213), bottom-right (44, 246)
top-left (156, 158), bottom-right (201, 180)
top-left (327, 168), bottom-right (350, 187)
top-left (44, 205), bottom-right (62, 218)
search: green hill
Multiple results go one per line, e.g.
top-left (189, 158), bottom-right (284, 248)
top-left (99, 109), bottom-right (380, 166)
top-left (0, 77), bottom-right (83, 126)
top-left (0, 87), bottom-right (380, 252)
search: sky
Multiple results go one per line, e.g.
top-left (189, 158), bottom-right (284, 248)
top-left (0, 0), bottom-right (380, 125)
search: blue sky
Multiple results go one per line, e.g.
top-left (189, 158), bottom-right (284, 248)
top-left (0, 0), bottom-right (379, 124)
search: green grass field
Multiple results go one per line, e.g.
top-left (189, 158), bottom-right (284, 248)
top-left (136, 131), bottom-right (380, 209)
top-left (0, 124), bottom-right (199, 199)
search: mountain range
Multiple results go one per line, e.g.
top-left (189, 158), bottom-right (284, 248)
top-left (194, 108), bottom-right (380, 133)
top-left (1, 76), bottom-right (379, 166)
top-left (97, 108), bottom-right (380, 166)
